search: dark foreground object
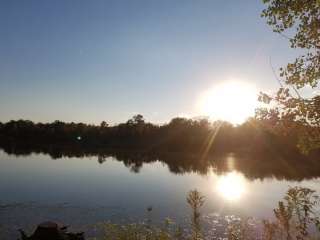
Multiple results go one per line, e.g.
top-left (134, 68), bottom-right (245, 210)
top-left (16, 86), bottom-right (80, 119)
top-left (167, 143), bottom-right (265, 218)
top-left (19, 221), bottom-right (85, 240)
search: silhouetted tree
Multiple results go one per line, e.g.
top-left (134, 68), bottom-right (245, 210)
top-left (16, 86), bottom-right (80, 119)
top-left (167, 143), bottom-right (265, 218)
top-left (100, 121), bottom-right (108, 128)
top-left (0, 117), bottom-right (318, 158)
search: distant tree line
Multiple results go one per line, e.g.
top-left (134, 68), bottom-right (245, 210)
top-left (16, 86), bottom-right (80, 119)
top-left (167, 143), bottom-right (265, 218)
top-left (0, 114), bottom-right (318, 155)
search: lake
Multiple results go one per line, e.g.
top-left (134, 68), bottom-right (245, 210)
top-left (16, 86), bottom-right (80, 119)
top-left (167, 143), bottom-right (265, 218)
top-left (1, 148), bottom-right (320, 239)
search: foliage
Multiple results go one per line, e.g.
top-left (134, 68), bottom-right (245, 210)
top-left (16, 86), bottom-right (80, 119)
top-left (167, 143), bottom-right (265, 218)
top-left (227, 218), bottom-right (256, 240)
top-left (94, 190), bottom-right (205, 240)
top-left (187, 190), bottom-right (205, 240)
top-left (0, 116), bottom-right (315, 155)
top-left (262, 187), bottom-right (320, 240)
top-left (90, 187), bottom-right (320, 240)
top-left (5, 187), bottom-right (319, 240)
top-left (96, 221), bottom-right (180, 240)
top-left (1, 117), bottom-right (320, 182)
top-left (258, 0), bottom-right (320, 153)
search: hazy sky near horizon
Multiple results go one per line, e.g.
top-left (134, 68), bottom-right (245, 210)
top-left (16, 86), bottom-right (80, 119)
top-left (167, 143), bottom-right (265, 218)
top-left (0, 0), bottom-right (298, 124)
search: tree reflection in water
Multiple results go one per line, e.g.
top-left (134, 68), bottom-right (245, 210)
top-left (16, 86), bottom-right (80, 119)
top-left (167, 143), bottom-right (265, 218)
top-left (1, 143), bottom-right (320, 181)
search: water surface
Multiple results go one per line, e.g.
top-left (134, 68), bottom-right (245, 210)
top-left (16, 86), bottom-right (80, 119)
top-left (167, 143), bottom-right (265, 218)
top-left (1, 149), bottom-right (320, 238)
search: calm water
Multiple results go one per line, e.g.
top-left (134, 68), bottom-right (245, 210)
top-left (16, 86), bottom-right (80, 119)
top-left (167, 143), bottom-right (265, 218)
top-left (1, 149), bottom-right (320, 238)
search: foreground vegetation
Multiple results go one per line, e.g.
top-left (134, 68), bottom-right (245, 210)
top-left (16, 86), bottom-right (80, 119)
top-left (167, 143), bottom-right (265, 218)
top-left (14, 187), bottom-right (319, 239)
top-left (89, 187), bottom-right (320, 240)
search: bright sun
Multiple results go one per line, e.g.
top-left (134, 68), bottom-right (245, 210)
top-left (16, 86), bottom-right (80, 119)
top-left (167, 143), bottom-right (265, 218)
top-left (199, 81), bottom-right (258, 124)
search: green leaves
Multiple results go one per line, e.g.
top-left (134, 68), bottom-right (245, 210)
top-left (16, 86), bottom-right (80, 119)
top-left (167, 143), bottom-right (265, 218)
top-left (258, 92), bottom-right (272, 104)
top-left (258, 0), bottom-right (320, 153)
top-left (262, 0), bottom-right (320, 49)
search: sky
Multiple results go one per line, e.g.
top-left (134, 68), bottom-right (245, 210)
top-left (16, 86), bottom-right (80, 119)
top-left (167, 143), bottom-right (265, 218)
top-left (0, 0), bottom-right (297, 124)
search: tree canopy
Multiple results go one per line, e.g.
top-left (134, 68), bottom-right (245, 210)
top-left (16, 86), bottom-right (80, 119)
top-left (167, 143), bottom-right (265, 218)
top-left (257, 0), bottom-right (320, 153)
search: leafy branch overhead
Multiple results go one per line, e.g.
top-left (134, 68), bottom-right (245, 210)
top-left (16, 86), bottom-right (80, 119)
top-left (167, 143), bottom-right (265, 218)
top-left (258, 0), bottom-right (320, 153)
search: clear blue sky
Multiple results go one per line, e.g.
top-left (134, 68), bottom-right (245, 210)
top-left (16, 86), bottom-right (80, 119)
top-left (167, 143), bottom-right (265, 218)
top-left (0, 0), bottom-right (295, 124)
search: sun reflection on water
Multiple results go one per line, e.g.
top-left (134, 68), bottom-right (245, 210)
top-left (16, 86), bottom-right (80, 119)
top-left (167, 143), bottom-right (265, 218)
top-left (216, 171), bottom-right (247, 201)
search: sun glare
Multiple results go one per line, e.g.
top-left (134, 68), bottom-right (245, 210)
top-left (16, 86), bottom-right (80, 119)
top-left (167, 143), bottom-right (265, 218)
top-left (199, 81), bottom-right (258, 124)
top-left (216, 171), bottom-right (246, 201)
